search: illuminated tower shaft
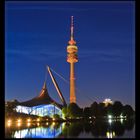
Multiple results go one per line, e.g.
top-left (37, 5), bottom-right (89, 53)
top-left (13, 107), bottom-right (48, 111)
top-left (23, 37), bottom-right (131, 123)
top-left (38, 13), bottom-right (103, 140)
top-left (67, 16), bottom-right (78, 103)
top-left (70, 62), bottom-right (76, 103)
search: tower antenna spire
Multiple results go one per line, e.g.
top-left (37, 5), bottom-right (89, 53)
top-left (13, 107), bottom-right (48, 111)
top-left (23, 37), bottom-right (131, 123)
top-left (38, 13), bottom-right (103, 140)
top-left (71, 16), bottom-right (74, 40)
top-left (69, 16), bottom-right (76, 45)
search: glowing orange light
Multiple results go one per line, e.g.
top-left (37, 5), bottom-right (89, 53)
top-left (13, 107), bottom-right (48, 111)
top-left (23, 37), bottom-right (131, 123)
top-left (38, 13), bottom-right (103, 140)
top-left (27, 118), bottom-right (31, 122)
top-left (27, 123), bottom-right (31, 127)
top-left (7, 119), bottom-right (11, 123)
top-left (17, 122), bottom-right (21, 127)
top-left (7, 122), bottom-right (11, 127)
top-left (17, 119), bottom-right (21, 123)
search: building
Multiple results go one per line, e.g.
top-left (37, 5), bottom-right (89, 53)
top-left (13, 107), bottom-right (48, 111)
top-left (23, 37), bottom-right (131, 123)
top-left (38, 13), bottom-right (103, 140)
top-left (67, 16), bottom-right (78, 103)
top-left (15, 67), bottom-right (66, 117)
top-left (103, 98), bottom-right (113, 107)
top-left (16, 82), bottom-right (63, 117)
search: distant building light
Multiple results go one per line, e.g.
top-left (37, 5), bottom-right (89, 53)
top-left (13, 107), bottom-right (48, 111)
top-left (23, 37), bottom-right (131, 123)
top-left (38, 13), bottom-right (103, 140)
top-left (108, 115), bottom-right (112, 119)
top-left (103, 98), bottom-right (113, 106)
top-left (27, 123), bottom-right (31, 127)
top-left (8, 119), bottom-right (11, 123)
top-left (17, 119), bottom-right (21, 123)
top-left (27, 119), bottom-right (31, 122)
top-left (108, 119), bottom-right (112, 124)
top-left (7, 123), bottom-right (11, 127)
top-left (17, 122), bottom-right (21, 127)
top-left (120, 118), bottom-right (123, 123)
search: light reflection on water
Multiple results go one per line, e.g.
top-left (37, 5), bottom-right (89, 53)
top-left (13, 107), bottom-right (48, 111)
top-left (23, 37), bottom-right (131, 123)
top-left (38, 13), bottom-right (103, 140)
top-left (5, 119), bottom-right (135, 138)
top-left (14, 126), bottom-right (62, 138)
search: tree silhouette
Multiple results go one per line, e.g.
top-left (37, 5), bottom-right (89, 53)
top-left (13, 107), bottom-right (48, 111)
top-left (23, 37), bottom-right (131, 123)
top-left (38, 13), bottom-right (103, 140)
top-left (90, 102), bottom-right (99, 117)
top-left (122, 105), bottom-right (134, 118)
top-left (112, 101), bottom-right (123, 117)
top-left (67, 103), bottom-right (83, 118)
top-left (106, 104), bottom-right (113, 116)
top-left (83, 107), bottom-right (91, 118)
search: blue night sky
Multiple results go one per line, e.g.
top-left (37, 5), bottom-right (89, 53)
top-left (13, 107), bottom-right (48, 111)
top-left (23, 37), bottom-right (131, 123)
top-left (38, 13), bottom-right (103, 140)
top-left (5, 1), bottom-right (135, 109)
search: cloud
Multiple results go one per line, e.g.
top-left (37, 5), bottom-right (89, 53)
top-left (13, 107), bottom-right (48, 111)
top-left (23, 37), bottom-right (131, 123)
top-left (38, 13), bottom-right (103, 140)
top-left (5, 49), bottom-right (65, 61)
top-left (79, 48), bottom-right (129, 62)
top-left (5, 43), bottom-right (131, 63)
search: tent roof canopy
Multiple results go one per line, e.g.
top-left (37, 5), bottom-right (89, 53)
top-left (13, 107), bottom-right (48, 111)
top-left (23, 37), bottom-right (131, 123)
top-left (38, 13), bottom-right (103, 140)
top-left (18, 82), bottom-right (63, 109)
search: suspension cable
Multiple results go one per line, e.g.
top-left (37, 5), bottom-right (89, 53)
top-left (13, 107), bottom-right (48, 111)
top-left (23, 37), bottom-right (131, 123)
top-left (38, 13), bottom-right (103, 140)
top-left (49, 67), bottom-right (69, 84)
top-left (48, 66), bottom-right (98, 104)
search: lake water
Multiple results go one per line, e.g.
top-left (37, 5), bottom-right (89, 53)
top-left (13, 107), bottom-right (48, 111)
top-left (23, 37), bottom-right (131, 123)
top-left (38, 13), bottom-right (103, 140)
top-left (5, 119), bottom-right (135, 138)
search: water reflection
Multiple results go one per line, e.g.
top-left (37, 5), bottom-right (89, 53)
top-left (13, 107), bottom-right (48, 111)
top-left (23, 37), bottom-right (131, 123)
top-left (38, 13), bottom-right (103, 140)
top-left (14, 126), bottom-right (62, 138)
top-left (13, 123), bottom-right (62, 138)
top-left (5, 119), bottom-right (135, 138)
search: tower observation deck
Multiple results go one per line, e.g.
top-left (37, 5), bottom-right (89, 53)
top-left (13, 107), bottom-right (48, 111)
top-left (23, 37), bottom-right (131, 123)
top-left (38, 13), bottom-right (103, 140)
top-left (67, 16), bottom-right (78, 103)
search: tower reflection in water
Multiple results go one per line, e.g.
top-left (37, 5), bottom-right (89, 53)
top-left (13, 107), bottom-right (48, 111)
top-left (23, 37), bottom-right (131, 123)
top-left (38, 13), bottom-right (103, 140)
top-left (13, 124), bottom-right (62, 138)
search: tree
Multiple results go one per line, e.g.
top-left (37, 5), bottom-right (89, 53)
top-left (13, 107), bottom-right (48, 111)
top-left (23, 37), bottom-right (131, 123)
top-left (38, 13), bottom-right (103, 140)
top-left (62, 106), bottom-right (68, 118)
top-left (98, 103), bottom-right (107, 117)
top-left (67, 103), bottom-right (83, 118)
top-left (5, 100), bottom-right (19, 117)
top-left (53, 114), bottom-right (61, 119)
top-left (83, 107), bottom-right (91, 118)
top-left (106, 103), bottom-right (113, 116)
top-left (112, 101), bottom-right (123, 117)
top-left (122, 105), bottom-right (134, 118)
top-left (90, 102), bottom-right (99, 117)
